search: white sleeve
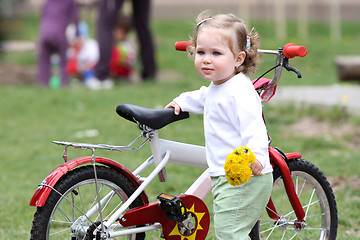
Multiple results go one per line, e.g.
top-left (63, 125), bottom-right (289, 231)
top-left (233, 87), bottom-right (269, 168)
top-left (173, 86), bottom-right (207, 114)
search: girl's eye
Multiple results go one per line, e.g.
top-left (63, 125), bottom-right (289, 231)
top-left (197, 51), bottom-right (205, 55)
top-left (213, 51), bottom-right (221, 56)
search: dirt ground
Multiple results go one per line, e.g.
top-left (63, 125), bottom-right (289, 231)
top-left (287, 116), bottom-right (360, 149)
top-left (0, 63), bottom-right (36, 85)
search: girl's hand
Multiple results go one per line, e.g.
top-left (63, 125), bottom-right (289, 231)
top-left (165, 101), bottom-right (181, 115)
top-left (250, 160), bottom-right (263, 176)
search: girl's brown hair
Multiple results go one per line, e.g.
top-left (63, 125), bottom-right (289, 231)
top-left (188, 11), bottom-right (261, 75)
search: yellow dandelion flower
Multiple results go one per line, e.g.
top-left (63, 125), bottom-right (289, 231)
top-left (224, 146), bottom-right (256, 186)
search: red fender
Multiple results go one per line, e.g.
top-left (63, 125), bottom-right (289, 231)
top-left (29, 156), bottom-right (149, 207)
top-left (285, 152), bottom-right (302, 159)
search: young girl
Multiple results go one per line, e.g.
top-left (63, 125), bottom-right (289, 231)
top-left (165, 12), bottom-right (273, 239)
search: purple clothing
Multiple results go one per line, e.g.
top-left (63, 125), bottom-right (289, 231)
top-left (37, 0), bottom-right (79, 86)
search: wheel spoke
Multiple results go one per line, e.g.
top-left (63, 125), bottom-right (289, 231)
top-left (304, 188), bottom-right (316, 220)
top-left (49, 226), bottom-right (73, 236)
top-left (53, 206), bottom-right (73, 227)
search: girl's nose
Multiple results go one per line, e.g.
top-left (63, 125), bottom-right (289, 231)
top-left (203, 54), bottom-right (211, 64)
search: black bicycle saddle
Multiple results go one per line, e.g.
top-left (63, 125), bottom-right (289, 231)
top-left (116, 104), bottom-right (189, 130)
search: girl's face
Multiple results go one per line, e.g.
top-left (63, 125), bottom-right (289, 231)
top-left (194, 28), bottom-right (245, 85)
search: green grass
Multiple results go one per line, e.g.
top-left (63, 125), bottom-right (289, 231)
top-left (1, 17), bottom-right (360, 239)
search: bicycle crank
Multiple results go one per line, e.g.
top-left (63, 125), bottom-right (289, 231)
top-left (120, 194), bottom-right (210, 240)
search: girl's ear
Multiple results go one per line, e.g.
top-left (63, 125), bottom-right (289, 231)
top-left (235, 51), bottom-right (246, 68)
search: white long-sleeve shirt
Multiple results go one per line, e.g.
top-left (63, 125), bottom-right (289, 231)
top-left (174, 73), bottom-right (273, 177)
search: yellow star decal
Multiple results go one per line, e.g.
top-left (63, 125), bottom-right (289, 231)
top-left (168, 204), bottom-right (206, 240)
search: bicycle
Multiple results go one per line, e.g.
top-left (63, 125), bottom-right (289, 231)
top-left (29, 42), bottom-right (338, 240)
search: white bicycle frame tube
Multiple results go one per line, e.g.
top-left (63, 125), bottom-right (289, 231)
top-left (159, 138), bottom-right (211, 199)
top-left (159, 139), bottom-right (207, 168)
top-left (104, 148), bottom-right (171, 229)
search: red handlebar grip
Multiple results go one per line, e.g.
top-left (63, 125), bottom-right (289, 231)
top-left (283, 43), bottom-right (307, 58)
top-left (175, 41), bottom-right (192, 51)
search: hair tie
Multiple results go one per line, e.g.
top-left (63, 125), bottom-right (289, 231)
top-left (246, 35), bottom-right (251, 51)
top-left (196, 17), bottom-right (214, 27)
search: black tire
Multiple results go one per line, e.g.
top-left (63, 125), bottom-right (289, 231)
top-left (250, 158), bottom-right (338, 240)
top-left (30, 165), bottom-right (146, 240)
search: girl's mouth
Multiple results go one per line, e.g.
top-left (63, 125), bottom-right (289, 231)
top-left (202, 67), bottom-right (213, 74)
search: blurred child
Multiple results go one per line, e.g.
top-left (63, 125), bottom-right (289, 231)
top-left (37, 0), bottom-right (79, 87)
top-left (109, 14), bottom-right (136, 81)
top-left (66, 22), bottom-right (99, 84)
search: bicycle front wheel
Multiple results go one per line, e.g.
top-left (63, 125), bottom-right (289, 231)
top-left (253, 158), bottom-right (337, 240)
top-left (30, 165), bottom-right (146, 240)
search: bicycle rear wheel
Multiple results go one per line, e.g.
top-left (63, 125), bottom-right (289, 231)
top-left (30, 165), bottom-right (146, 240)
top-left (251, 158), bottom-right (337, 240)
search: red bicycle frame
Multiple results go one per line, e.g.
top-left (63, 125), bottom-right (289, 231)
top-left (267, 148), bottom-right (305, 224)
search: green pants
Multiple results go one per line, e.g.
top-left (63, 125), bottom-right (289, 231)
top-left (211, 173), bottom-right (273, 240)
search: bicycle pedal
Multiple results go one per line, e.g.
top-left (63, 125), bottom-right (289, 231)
top-left (157, 193), bottom-right (188, 222)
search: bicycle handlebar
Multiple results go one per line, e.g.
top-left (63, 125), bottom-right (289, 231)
top-left (175, 41), bottom-right (308, 59)
top-left (283, 43), bottom-right (307, 58)
top-left (175, 41), bottom-right (191, 51)
top-left (175, 41), bottom-right (307, 82)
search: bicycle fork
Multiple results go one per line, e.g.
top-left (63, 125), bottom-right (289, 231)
top-left (267, 147), bottom-right (306, 228)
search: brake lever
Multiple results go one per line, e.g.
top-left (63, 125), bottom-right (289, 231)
top-left (283, 57), bottom-right (302, 78)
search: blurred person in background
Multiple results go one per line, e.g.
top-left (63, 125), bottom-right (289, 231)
top-left (37, 0), bottom-right (79, 87)
top-left (86, 0), bottom-right (156, 90)
top-left (66, 21), bottom-right (100, 85)
top-left (109, 13), bottom-right (136, 82)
